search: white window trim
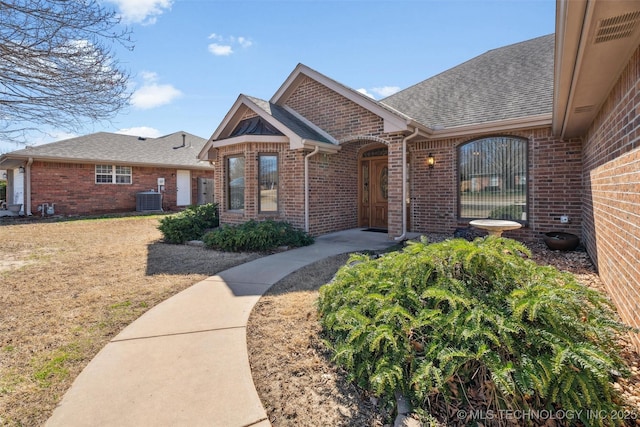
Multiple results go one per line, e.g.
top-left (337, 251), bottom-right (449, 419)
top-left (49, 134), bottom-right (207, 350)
top-left (95, 165), bottom-right (132, 184)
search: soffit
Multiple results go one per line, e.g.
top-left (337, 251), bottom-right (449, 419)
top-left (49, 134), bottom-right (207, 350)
top-left (555, 0), bottom-right (640, 138)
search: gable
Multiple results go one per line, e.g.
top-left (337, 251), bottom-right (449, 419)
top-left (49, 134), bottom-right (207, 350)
top-left (280, 76), bottom-right (386, 141)
top-left (271, 64), bottom-right (410, 136)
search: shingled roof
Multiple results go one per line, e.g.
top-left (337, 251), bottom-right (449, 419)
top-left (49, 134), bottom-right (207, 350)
top-left (382, 34), bottom-right (555, 129)
top-left (2, 131), bottom-right (212, 169)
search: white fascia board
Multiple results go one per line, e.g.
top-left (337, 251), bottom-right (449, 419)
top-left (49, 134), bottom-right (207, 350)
top-left (430, 113), bottom-right (553, 139)
top-left (302, 140), bottom-right (341, 154)
top-left (205, 135), bottom-right (289, 149)
top-left (198, 95), bottom-right (298, 159)
top-left (552, 0), bottom-right (586, 136)
top-left (198, 95), bottom-right (249, 159)
top-left (271, 64), bottom-right (409, 134)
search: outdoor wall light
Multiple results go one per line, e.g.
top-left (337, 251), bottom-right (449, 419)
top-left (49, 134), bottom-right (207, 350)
top-left (18, 166), bottom-right (25, 173)
top-left (427, 153), bottom-right (435, 169)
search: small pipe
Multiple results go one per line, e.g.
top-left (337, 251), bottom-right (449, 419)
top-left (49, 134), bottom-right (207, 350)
top-left (304, 145), bottom-right (320, 233)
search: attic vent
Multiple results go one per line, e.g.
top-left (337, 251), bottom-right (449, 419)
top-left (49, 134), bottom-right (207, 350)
top-left (594, 11), bottom-right (640, 43)
top-left (574, 105), bottom-right (595, 114)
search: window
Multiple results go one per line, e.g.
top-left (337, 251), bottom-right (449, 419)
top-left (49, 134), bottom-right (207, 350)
top-left (458, 136), bottom-right (527, 221)
top-left (227, 156), bottom-right (245, 210)
top-left (95, 165), bottom-right (131, 184)
top-left (259, 154), bottom-right (278, 212)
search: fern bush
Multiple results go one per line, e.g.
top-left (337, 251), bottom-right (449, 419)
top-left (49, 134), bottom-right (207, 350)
top-left (158, 203), bottom-right (219, 244)
top-left (202, 219), bottom-right (313, 252)
top-left (318, 237), bottom-right (632, 425)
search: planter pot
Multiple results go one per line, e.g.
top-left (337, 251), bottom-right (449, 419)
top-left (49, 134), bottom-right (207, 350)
top-left (543, 232), bottom-right (580, 251)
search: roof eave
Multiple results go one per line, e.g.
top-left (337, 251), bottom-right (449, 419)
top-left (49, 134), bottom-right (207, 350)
top-left (429, 114), bottom-right (553, 139)
top-left (553, 0), bottom-right (640, 139)
top-left (0, 153), bottom-right (213, 170)
top-left (302, 139), bottom-right (341, 154)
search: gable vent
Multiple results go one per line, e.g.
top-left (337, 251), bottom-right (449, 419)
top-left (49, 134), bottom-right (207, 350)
top-left (574, 105), bottom-right (595, 114)
top-left (594, 11), bottom-right (640, 44)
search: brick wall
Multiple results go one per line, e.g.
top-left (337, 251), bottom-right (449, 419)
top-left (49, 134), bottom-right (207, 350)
top-left (583, 45), bottom-right (640, 350)
top-left (408, 127), bottom-right (583, 241)
top-left (30, 161), bottom-right (213, 216)
top-left (212, 142), bottom-right (306, 230)
top-left (283, 76), bottom-right (385, 140)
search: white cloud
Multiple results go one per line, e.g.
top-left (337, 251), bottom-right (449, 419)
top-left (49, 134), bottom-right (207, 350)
top-left (371, 86), bottom-right (401, 97)
top-left (208, 43), bottom-right (233, 56)
top-left (116, 127), bottom-right (162, 138)
top-left (207, 33), bottom-right (252, 56)
top-left (357, 86), bottom-right (401, 100)
top-left (357, 88), bottom-right (375, 99)
top-left (236, 37), bottom-right (253, 48)
top-left (130, 72), bottom-right (182, 109)
top-left (108, 0), bottom-right (173, 25)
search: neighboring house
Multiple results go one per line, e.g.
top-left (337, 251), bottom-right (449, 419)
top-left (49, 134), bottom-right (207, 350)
top-left (198, 0), bottom-right (640, 349)
top-left (0, 131), bottom-right (214, 217)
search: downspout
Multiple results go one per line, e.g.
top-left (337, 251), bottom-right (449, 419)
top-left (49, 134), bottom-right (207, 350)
top-left (304, 145), bottom-right (320, 233)
top-left (394, 128), bottom-right (420, 241)
top-left (25, 157), bottom-right (33, 216)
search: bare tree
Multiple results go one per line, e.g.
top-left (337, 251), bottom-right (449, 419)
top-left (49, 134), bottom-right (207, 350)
top-left (0, 0), bottom-right (133, 143)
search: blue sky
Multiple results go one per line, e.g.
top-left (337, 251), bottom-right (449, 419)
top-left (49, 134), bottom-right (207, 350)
top-left (0, 0), bottom-right (556, 153)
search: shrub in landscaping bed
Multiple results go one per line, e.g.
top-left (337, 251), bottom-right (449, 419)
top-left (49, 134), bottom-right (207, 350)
top-left (158, 203), bottom-right (219, 244)
top-left (203, 219), bottom-right (313, 252)
top-left (318, 237), bottom-right (632, 426)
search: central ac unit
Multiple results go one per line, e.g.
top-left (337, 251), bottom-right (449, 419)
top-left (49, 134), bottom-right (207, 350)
top-left (136, 191), bottom-right (162, 212)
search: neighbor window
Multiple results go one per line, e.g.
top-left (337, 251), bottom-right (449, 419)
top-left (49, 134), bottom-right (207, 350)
top-left (458, 136), bottom-right (528, 221)
top-left (227, 155), bottom-right (245, 211)
top-left (259, 154), bottom-right (278, 212)
top-left (95, 165), bottom-right (132, 184)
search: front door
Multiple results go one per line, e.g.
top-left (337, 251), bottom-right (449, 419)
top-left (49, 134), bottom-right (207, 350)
top-left (359, 151), bottom-right (388, 229)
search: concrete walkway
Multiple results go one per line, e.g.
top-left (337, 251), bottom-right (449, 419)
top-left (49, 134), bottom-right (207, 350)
top-left (46, 229), bottom-right (400, 427)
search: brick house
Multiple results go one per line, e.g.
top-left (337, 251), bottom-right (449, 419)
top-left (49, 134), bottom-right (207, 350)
top-left (0, 131), bottom-right (214, 217)
top-left (198, 0), bottom-right (640, 348)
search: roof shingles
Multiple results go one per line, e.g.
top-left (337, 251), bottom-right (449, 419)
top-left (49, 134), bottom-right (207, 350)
top-left (3, 131), bottom-right (211, 168)
top-left (381, 34), bottom-right (555, 129)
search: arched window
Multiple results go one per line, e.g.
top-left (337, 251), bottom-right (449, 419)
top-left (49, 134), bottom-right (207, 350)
top-left (458, 136), bottom-right (528, 221)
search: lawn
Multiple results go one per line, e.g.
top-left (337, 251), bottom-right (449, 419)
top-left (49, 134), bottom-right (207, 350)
top-left (0, 215), bottom-right (259, 426)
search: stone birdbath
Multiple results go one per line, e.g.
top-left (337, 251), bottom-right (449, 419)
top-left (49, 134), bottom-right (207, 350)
top-left (469, 219), bottom-right (522, 237)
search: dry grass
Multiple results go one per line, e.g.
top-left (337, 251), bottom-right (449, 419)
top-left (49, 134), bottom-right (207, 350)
top-left (0, 215), bottom-right (260, 426)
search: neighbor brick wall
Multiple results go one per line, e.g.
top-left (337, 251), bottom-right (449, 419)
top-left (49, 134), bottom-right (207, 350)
top-left (29, 161), bottom-right (213, 216)
top-left (583, 45), bottom-right (640, 350)
top-left (408, 127), bottom-right (583, 241)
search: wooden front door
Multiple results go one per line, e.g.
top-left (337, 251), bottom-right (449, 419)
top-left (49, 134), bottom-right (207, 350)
top-left (359, 156), bottom-right (388, 229)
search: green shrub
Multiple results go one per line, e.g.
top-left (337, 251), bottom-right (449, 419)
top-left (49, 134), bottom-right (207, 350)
top-left (488, 204), bottom-right (524, 220)
top-left (158, 203), bottom-right (219, 244)
top-left (202, 219), bottom-right (313, 252)
top-left (318, 237), bottom-right (632, 425)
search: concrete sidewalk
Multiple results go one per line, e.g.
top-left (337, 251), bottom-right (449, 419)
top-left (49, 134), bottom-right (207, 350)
top-left (46, 228), bottom-right (400, 427)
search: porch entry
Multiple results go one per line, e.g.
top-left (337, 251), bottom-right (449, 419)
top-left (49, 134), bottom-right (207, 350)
top-left (358, 147), bottom-right (388, 230)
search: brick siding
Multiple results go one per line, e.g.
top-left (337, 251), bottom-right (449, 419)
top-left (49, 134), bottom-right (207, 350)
top-left (29, 161), bottom-right (213, 216)
top-left (583, 45), bottom-right (640, 350)
top-left (409, 127), bottom-right (583, 241)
